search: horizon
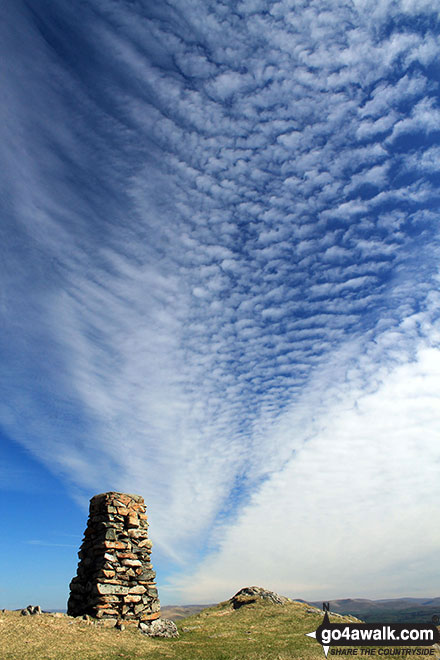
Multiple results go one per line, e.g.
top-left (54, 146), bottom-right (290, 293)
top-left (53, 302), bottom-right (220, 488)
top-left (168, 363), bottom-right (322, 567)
top-left (6, 593), bottom-right (440, 613)
top-left (1, 0), bottom-right (440, 610)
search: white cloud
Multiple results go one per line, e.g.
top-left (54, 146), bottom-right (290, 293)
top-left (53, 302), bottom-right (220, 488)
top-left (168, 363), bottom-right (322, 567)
top-left (389, 98), bottom-right (440, 143)
top-left (169, 335), bottom-right (440, 603)
top-left (405, 145), bottom-right (440, 173)
top-left (2, 0), bottom-right (440, 601)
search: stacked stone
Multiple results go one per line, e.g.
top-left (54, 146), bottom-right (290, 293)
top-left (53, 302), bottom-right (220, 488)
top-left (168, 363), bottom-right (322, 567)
top-left (67, 492), bottom-right (160, 621)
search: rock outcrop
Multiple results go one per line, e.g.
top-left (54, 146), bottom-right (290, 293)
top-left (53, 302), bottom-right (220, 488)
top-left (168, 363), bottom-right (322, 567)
top-left (21, 605), bottom-right (42, 616)
top-left (67, 492), bottom-right (160, 622)
top-left (230, 586), bottom-right (290, 609)
top-left (139, 618), bottom-right (179, 638)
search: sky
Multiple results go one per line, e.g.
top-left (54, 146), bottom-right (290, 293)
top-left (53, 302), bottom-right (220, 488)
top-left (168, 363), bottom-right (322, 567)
top-left (1, 0), bottom-right (440, 610)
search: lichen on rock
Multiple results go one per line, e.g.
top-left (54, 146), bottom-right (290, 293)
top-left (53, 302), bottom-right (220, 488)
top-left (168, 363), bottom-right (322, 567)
top-left (139, 617), bottom-right (179, 638)
top-left (230, 586), bottom-right (290, 609)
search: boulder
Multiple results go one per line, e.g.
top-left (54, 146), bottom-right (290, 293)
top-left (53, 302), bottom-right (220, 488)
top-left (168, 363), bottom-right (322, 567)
top-left (21, 605), bottom-right (42, 616)
top-left (230, 586), bottom-right (290, 609)
top-left (139, 617), bottom-right (179, 638)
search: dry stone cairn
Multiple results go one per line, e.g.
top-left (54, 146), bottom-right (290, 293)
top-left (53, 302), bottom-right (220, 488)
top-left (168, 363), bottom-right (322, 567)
top-left (68, 492), bottom-right (160, 621)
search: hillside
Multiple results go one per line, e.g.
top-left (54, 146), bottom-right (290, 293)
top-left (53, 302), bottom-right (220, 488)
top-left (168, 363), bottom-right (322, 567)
top-left (162, 596), bottom-right (440, 625)
top-left (0, 596), bottom-right (359, 660)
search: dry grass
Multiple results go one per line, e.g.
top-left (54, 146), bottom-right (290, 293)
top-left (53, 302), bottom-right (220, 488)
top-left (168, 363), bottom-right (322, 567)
top-left (0, 611), bottom-right (171, 660)
top-left (2, 601), bottom-right (434, 660)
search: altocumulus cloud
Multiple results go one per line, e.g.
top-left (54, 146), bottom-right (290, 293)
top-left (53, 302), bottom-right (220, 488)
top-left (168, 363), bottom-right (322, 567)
top-left (1, 0), bottom-right (440, 599)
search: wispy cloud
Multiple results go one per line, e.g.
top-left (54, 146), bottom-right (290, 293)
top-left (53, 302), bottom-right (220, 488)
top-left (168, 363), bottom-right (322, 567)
top-left (1, 0), bottom-right (440, 598)
top-left (27, 540), bottom-right (77, 549)
top-left (170, 316), bottom-right (440, 601)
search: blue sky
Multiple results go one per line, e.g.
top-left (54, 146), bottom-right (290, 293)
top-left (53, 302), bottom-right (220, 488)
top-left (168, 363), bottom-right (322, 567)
top-left (1, 0), bottom-right (440, 610)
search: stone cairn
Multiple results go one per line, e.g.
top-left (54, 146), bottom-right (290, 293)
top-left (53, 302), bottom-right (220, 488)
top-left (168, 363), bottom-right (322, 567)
top-left (68, 492), bottom-right (160, 622)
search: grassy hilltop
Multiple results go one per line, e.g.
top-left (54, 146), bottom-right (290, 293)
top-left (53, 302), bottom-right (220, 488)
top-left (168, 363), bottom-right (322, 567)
top-left (0, 597), bottom-right (357, 660)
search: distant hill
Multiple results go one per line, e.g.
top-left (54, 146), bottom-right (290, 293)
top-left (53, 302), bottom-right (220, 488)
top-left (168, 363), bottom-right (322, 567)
top-left (162, 596), bottom-right (440, 623)
top-left (308, 597), bottom-right (440, 623)
top-left (160, 604), bottom-right (216, 620)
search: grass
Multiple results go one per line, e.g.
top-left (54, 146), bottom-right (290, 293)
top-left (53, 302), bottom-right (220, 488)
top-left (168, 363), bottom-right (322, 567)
top-left (0, 600), bottom-right (437, 660)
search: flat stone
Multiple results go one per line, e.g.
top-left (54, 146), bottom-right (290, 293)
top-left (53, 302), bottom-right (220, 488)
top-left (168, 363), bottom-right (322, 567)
top-left (98, 595), bottom-right (120, 603)
top-left (99, 608), bottom-right (119, 617)
top-left (140, 611), bottom-right (161, 621)
top-left (96, 583), bottom-right (129, 595)
top-left (124, 595), bottom-right (142, 603)
top-left (103, 541), bottom-right (126, 550)
top-left (117, 552), bottom-right (137, 560)
top-left (99, 578), bottom-right (127, 585)
top-left (128, 529), bottom-right (145, 538)
top-left (129, 585), bottom-right (146, 595)
top-left (137, 569), bottom-right (156, 581)
top-left (121, 559), bottom-right (142, 567)
top-left (115, 495), bottom-right (131, 506)
top-left (103, 553), bottom-right (117, 563)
